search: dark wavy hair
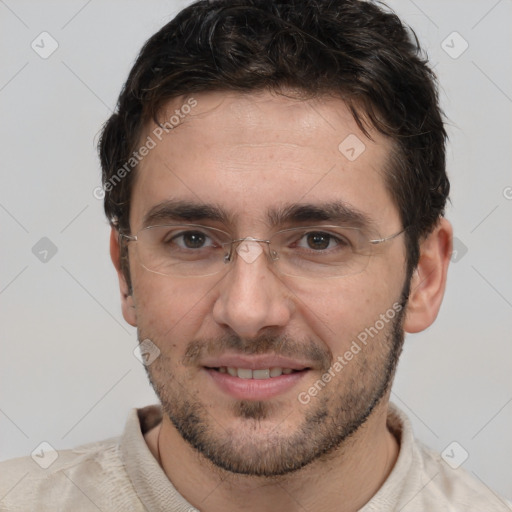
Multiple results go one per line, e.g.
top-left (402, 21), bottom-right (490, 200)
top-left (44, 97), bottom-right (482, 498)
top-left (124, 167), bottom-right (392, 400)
top-left (99, 0), bottom-right (449, 284)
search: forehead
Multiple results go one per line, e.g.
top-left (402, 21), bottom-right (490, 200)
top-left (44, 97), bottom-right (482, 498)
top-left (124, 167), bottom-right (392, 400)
top-left (130, 91), bottom-right (398, 231)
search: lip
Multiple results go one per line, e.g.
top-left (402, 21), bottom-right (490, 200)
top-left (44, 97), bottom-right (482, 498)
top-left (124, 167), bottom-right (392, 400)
top-left (201, 354), bottom-right (312, 401)
top-left (200, 354), bottom-right (311, 371)
top-left (205, 367), bottom-right (310, 400)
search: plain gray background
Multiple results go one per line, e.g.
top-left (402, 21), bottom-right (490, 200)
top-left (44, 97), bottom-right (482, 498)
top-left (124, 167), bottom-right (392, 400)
top-left (1, 0), bottom-right (511, 502)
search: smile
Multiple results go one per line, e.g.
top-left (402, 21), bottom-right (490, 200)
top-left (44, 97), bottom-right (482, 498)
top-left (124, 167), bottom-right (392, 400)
top-left (204, 365), bottom-right (310, 400)
top-left (211, 367), bottom-right (299, 379)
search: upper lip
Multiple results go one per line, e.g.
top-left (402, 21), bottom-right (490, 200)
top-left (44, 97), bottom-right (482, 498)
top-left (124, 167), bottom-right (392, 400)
top-left (201, 354), bottom-right (312, 371)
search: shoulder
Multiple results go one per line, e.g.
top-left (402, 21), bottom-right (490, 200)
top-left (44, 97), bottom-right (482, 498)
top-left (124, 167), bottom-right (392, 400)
top-left (415, 441), bottom-right (511, 512)
top-left (410, 440), bottom-right (511, 511)
top-left (372, 404), bottom-right (512, 512)
top-left (0, 437), bottom-right (144, 512)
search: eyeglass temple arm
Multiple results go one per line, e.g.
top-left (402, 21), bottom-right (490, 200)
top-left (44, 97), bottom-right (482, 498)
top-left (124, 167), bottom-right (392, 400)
top-left (119, 232), bottom-right (137, 242)
top-left (369, 228), bottom-right (406, 245)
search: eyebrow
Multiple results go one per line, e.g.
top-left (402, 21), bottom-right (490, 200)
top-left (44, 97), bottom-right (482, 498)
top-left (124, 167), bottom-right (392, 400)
top-left (267, 202), bottom-right (375, 229)
top-left (141, 199), bottom-right (374, 230)
top-left (142, 200), bottom-right (234, 228)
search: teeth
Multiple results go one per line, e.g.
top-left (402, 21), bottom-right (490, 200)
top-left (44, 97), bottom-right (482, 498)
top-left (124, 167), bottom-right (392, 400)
top-left (270, 367), bottom-right (283, 377)
top-left (237, 368), bottom-right (253, 379)
top-left (253, 369), bottom-right (270, 380)
top-left (219, 367), bottom-right (298, 379)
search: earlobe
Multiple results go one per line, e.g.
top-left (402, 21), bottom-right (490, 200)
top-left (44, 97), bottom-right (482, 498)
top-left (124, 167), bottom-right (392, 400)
top-left (110, 227), bottom-right (137, 327)
top-left (403, 218), bottom-right (453, 334)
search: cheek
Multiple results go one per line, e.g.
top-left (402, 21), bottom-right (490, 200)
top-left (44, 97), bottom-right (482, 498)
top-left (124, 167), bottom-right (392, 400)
top-left (132, 272), bottom-right (217, 346)
top-left (290, 273), bottom-right (403, 354)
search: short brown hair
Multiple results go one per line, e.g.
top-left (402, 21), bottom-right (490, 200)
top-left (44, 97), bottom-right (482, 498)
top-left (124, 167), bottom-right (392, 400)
top-left (98, 0), bottom-right (449, 283)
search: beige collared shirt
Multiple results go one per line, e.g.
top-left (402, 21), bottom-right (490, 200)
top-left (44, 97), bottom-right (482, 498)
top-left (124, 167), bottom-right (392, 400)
top-left (0, 403), bottom-right (509, 511)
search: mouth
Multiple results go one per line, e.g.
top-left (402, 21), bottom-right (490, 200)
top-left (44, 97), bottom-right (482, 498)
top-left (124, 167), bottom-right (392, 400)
top-left (202, 360), bottom-right (311, 400)
top-left (208, 366), bottom-right (303, 379)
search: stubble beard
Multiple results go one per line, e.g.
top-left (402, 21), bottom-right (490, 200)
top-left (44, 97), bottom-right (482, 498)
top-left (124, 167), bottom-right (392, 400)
top-left (142, 299), bottom-right (406, 478)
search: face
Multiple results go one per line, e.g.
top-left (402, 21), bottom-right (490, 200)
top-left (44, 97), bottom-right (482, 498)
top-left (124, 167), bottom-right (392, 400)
top-left (124, 91), bottom-right (409, 476)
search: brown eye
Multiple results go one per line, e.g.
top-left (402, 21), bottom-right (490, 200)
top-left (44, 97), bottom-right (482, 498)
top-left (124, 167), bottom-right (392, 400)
top-left (297, 231), bottom-right (345, 251)
top-left (306, 233), bottom-right (332, 250)
top-left (167, 231), bottom-right (214, 249)
top-left (181, 232), bottom-right (207, 248)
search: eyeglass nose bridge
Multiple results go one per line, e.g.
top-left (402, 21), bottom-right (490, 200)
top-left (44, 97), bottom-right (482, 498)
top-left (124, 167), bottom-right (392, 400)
top-left (224, 237), bottom-right (279, 265)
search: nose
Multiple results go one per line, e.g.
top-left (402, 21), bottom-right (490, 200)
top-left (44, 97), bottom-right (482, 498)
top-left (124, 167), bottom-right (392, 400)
top-left (212, 239), bottom-right (292, 339)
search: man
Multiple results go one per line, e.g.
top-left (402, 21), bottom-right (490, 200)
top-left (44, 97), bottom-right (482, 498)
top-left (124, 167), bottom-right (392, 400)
top-left (0, 0), bottom-right (509, 510)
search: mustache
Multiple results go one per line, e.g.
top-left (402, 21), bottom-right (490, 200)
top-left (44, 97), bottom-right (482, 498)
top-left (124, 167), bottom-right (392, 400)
top-left (182, 332), bottom-right (332, 370)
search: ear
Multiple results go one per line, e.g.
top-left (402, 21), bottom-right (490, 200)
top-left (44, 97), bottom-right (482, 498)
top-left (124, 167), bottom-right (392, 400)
top-left (403, 218), bottom-right (453, 333)
top-left (110, 227), bottom-right (137, 327)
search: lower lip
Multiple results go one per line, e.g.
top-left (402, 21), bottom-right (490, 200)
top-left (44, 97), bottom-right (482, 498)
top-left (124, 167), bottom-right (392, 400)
top-left (204, 368), bottom-right (309, 400)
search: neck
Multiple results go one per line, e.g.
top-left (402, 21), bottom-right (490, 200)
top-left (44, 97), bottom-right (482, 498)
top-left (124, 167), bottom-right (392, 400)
top-left (145, 399), bottom-right (399, 512)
